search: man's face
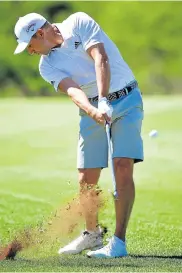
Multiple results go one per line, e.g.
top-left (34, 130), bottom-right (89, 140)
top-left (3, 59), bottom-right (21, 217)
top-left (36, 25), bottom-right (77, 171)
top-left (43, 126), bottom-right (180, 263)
top-left (27, 29), bottom-right (52, 55)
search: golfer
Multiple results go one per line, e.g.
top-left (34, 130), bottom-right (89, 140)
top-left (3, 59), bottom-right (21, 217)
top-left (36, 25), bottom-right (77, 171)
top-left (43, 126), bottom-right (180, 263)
top-left (14, 12), bottom-right (144, 258)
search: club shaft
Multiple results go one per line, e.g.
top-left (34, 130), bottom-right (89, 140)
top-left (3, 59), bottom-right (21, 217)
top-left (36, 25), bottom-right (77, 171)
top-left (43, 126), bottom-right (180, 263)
top-left (105, 123), bottom-right (117, 196)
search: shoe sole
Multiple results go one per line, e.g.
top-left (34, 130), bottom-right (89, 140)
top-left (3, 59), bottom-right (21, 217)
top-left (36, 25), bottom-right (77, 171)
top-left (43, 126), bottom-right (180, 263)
top-left (58, 243), bottom-right (103, 255)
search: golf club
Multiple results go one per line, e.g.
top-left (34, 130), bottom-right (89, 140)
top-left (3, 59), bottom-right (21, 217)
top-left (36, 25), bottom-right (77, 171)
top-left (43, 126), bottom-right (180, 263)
top-left (105, 122), bottom-right (118, 199)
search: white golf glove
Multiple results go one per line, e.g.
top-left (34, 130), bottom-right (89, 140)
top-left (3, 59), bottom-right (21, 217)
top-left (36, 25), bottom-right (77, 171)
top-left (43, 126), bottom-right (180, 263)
top-left (98, 97), bottom-right (113, 118)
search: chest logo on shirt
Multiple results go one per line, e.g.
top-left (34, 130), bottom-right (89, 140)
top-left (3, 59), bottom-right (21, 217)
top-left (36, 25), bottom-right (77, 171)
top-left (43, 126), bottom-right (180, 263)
top-left (75, 41), bottom-right (82, 49)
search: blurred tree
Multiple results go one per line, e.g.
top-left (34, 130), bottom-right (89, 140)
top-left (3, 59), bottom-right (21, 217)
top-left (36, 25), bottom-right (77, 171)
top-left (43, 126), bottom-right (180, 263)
top-left (0, 1), bottom-right (181, 96)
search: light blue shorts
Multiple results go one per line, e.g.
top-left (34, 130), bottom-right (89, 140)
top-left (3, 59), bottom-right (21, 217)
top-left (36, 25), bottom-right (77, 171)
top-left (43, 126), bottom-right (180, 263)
top-left (77, 87), bottom-right (144, 169)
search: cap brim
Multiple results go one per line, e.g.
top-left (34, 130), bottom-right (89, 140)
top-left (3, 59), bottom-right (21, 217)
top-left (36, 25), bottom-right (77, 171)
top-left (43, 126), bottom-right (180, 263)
top-left (14, 41), bottom-right (29, 55)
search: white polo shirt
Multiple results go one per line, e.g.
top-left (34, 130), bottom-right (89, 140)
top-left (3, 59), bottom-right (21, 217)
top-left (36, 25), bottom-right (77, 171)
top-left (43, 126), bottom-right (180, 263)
top-left (39, 12), bottom-right (135, 98)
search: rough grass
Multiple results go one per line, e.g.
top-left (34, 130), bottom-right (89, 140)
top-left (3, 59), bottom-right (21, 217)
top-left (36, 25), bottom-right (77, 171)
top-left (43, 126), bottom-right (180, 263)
top-left (0, 96), bottom-right (182, 272)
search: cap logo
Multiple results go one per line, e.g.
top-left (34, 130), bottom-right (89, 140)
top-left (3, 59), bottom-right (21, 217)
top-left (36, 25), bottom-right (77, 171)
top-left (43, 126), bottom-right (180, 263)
top-left (26, 23), bottom-right (36, 33)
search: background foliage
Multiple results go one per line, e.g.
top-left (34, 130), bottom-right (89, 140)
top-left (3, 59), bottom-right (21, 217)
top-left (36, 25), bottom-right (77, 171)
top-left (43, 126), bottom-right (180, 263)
top-left (0, 1), bottom-right (182, 96)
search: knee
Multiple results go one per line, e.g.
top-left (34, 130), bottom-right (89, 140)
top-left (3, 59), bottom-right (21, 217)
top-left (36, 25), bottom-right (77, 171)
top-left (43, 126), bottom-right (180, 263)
top-left (78, 169), bottom-right (87, 185)
top-left (78, 169), bottom-right (101, 201)
top-left (114, 158), bottom-right (134, 180)
top-left (78, 168), bottom-right (101, 187)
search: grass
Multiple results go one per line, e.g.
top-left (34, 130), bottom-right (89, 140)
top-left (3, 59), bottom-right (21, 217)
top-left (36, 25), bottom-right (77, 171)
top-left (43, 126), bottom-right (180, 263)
top-left (0, 96), bottom-right (182, 272)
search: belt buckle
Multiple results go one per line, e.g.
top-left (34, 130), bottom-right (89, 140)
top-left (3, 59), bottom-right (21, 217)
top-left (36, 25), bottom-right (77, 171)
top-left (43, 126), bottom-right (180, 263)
top-left (124, 87), bottom-right (128, 95)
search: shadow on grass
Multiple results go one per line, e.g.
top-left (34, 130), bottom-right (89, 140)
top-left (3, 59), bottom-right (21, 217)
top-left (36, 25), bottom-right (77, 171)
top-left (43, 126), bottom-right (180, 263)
top-left (130, 254), bottom-right (182, 260)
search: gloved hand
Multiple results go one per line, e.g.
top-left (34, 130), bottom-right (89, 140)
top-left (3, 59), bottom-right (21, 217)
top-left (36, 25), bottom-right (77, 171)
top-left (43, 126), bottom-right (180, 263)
top-left (98, 97), bottom-right (113, 120)
top-left (98, 97), bottom-right (113, 125)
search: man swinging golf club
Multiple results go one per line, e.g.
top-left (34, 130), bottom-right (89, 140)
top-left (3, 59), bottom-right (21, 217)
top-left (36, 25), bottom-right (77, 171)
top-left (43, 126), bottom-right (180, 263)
top-left (14, 11), bottom-right (144, 258)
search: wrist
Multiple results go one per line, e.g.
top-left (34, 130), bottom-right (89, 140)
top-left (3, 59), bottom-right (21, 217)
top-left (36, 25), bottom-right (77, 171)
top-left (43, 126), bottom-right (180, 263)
top-left (98, 97), bottom-right (107, 102)
top-left (87, 106), bottom-right (97, 118)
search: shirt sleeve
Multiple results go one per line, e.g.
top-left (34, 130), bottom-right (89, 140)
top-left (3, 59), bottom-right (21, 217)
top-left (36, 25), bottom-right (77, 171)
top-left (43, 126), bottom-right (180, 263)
top-left (75, 12), bottom-right (103, 51)
top-left (39, 59), bottom-right (69, 92)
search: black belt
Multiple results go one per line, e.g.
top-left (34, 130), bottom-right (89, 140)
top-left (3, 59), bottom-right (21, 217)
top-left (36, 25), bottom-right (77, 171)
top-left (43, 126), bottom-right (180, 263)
top-left (88, 81), bottom-right (138, 102)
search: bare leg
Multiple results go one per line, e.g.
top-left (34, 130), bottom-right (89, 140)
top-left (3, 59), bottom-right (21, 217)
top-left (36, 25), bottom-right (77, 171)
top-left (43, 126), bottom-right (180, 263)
top-left (113, 158), bottom-right (135, 241)
top-left (78, 168), bottom-right (102, 231)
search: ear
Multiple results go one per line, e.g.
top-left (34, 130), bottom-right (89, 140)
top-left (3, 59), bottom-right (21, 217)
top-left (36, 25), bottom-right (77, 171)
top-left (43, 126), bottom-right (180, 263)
top-left (36, 29), bottom-right (44, 38)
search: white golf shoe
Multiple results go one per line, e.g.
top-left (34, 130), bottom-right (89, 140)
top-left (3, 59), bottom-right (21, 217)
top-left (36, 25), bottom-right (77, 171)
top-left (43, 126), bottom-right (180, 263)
top-left (87, 235), bottom-right (128, 258)
top-left (58, 228), bottom-right (105, 255)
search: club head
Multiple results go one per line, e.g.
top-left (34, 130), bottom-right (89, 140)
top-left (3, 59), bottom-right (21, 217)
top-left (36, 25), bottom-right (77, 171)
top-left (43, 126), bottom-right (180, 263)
top-left (113, 190), bottom-right (119, 200)
top-left (108, 189), bottom-right (118, 200)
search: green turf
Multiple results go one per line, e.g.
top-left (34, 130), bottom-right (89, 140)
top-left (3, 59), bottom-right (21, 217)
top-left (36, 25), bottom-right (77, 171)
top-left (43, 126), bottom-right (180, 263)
top-left (0, 96), bottom-right (182, 272)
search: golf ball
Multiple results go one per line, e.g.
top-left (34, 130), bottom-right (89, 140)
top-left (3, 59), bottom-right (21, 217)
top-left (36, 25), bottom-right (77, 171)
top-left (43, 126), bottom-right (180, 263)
top-left (149, 129), bottom-right (158, 138)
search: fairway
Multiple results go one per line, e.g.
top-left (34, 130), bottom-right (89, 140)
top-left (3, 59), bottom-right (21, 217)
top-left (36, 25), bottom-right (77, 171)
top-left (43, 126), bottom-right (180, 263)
top-left (0, 96), bottom-right (182, 272)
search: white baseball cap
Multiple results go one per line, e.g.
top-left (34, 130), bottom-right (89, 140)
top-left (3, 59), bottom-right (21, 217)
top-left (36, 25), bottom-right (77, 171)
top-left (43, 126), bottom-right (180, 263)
top-left (14, 13), bottom-right (47, 55)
